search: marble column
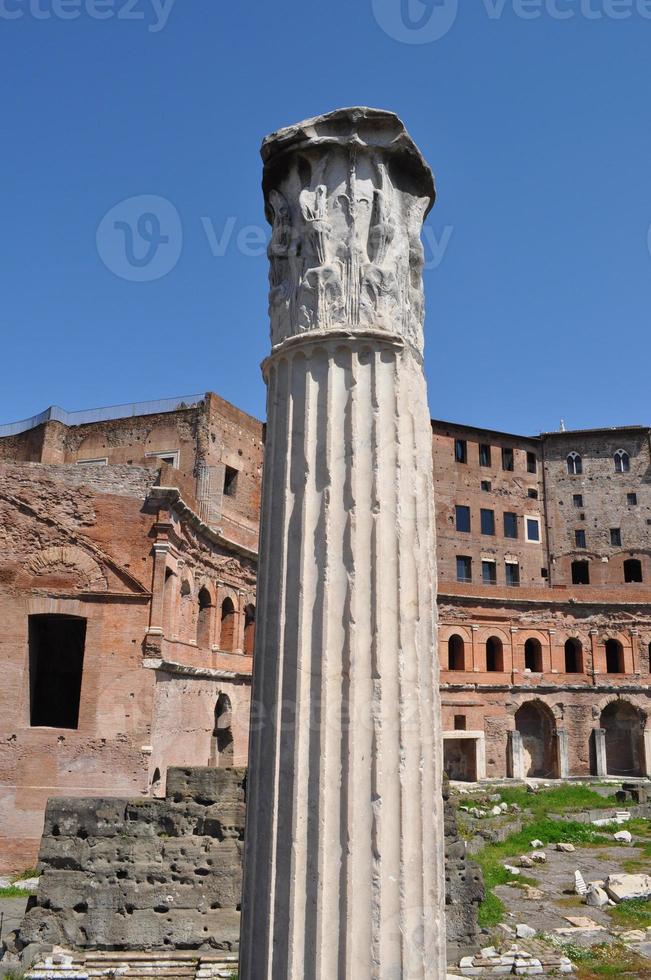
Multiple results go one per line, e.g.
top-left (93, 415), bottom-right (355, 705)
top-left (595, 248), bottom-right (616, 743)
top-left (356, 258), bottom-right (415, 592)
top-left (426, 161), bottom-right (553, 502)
top-left (509, 730), bottom-right (525, 780)
top-left (594, 728), bottom-right (608, 778)
top-left (239, 108), bottom-right (446, 979)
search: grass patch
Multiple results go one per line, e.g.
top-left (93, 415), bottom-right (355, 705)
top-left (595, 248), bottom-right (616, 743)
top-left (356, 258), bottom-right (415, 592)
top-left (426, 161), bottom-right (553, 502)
top-left (609, 897), bottom-right (651, 929)
top-left (11, 867), bottom-right (38, 882)
top-left (477, 889), bottom-right (505, 928)
top-left (0, 885), bottom-right (35, 898)
top-left (558, 941), bottom-right (651, 977)
top-left (474, 816), bottom-right (607, 923)
top-left (496, 784), bottom-right (627, 818)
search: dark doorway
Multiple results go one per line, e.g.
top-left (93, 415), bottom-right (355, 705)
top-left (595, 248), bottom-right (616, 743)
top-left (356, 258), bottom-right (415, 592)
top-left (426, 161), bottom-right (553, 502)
top-left (448, 634), bottom-right (465, 671)
top-left (211, 693), bottom-right (234, 766)
top-left (524, 638), bottom-right (542, 672)
top-left (486, 636), bottom-right (504, 672)
top-left (564, 638), bottom-right (583, 674)
top-left (29, 615), bottom-right (86, 729)
top-left (197, 587), bottom-right (212, 648)
top-left (515, 701), bottom-right (559, 778)
top-left (601, 701), bottom-right (644, 777)
top-left (624, 559), bottom-right (643, 584)
top-left (571, 561), bottom-right (590, 585)
top-left (606, 639), bottom-right (624, 674)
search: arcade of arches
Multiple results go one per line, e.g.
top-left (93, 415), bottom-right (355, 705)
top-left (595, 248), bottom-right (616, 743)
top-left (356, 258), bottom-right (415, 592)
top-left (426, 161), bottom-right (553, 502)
top-left (439, 624), bottom-right (651, 782)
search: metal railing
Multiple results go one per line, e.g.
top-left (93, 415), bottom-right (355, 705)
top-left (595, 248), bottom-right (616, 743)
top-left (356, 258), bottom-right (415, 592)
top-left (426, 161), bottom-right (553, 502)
top-left (0, 394), bottom-right (207, 437)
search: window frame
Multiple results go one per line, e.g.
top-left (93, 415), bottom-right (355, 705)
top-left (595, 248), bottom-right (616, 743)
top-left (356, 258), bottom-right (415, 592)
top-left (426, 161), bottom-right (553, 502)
top-left (456, 555), bottom-right (472, 583)
top-left (455, 505), bottom-right (471, 533)
top-left (524, 515), bottom-right (541, 543)
top-left (614, 449), bottom-right (630, 474)
top-left (501, 447), bottom-right (514, 472)
top-left (505, 561), bottom-right (520, 587)
top-left (503, 512), bottom-right (518, 540)
top-left (575, 528), bottom-right (587, 549)
top-left (480, 508), bottom-right (496, 536)
top-left (479, 443), bottom-right (492, 467)
top-left (567, 452), bottom-right (582, 476)
top-left (481, 559), bottom-right (497, 585)
top-left (454, 439), bottom-right (468, 464)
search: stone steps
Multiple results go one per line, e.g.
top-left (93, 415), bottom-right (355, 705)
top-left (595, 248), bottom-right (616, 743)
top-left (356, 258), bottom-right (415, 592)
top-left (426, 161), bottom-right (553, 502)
top-left (25, 951), bottom-right (239, 979)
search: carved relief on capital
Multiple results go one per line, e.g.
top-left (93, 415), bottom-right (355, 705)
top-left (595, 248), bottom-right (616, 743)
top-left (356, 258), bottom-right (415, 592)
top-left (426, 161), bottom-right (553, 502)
top-left (264, 141), bottom-right (432, 352)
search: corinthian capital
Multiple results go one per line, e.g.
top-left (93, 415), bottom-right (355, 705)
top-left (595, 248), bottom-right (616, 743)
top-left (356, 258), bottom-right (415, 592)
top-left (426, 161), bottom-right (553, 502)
top-left (261, 106), bottom-right (436, 353)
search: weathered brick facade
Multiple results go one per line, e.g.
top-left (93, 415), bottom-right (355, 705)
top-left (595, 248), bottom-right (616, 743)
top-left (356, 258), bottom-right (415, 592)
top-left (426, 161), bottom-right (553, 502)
top-left (0, 395), bottom-right (262, 872)
top-left (1, 395), bottom-right (650, 871)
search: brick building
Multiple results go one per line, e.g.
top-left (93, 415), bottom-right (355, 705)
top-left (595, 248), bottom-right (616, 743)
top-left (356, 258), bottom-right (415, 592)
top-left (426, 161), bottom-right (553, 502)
top-left (1, 394), bottom-right (650, 871)
top-left (0, 394), bottom-right (263, 872)
top-left (436, 420), bottom-right (651, 786)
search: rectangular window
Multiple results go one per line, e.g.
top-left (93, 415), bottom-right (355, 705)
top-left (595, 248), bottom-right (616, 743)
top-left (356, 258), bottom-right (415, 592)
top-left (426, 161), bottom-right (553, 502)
top-left (223, 465), bottom-right (239, 497)
top-left (482, 560), bottom-right (497, 585)
top-left (29, 615), bottom-right (86, 729)
top-left (479, 443), bottom-right (491, 467)
top-left (573, 494), bottom-right (583, 508)
top-left (503, 512), bottom-right (518, 539)
top-left (505, 562), bottom-right (520, 587)
top-left (454, 439), bottom-right (467, 464)
top-left (628, 493), bottom-right (638, 506)
top-left (76, 457), bottom-right (108, 466)
top-left (502, 447), bottom-right (514, 471)
top-left (610, 528), bottom-right (622, 547)
top-left (456, 555), bottom-right (472, 583)
top-left (575, 529), bottom-right (586, 548)
top-left (528, 488), bottom-right (538, 499)
top-left (453, 715), bottom-right (467, 731)
top-left (526, 452), bottom-right (537, 474)
top-left (525, 516), bottom-right (541, 542)
top-left (572, 561), bottom-right (590, 585)
top-left (541, 567), bottom-right (549, 579)
top-left (455, 505), bottom-right (471, 533)
top-left (481, 480), bottom-right (491, 492)
top-left (480, 509), bottom-right (495, 535)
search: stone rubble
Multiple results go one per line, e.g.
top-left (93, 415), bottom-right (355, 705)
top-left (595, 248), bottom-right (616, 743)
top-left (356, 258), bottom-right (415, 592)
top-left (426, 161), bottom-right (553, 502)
top-left (604, 872), bottom-right (651, 903)
top-left (458, 943), bottom-right (574, 976)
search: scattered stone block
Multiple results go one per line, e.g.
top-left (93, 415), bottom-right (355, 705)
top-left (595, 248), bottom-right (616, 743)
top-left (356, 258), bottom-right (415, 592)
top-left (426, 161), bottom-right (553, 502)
top-left (574, 870), bottom-right (587, 896)
top-left (531, 851), bottom-right (546, 863)
top-left (556, 842), bottom-right (575, 853)
top-left (529, 839), bottom-right (544, 848)
top-left (614, 830), bottom-right (632, 843)
top-left (515, 924), bottom-right (536, 939)
top-left (584, 884), bottom-right (609, 908)
top-left (518, 855), bottom-right (534, 868)
top-left (605, 873), bottom-right (651, 903)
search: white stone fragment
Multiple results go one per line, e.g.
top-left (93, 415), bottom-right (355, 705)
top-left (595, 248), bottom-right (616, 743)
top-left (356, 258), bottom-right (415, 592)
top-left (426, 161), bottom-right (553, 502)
top-left (516, 923), bottom-right (536, 939)
top-left (574, 870), bottom-right (587, 896)
top-left (531, 851), bottom-right (546, 863)
top-left (584, 884), bottom-right (609, 907)
top-left (530, 839), bottom-right (544, 848)
top-left (605, 873), bottom-right (651, 903)
top-left (614, 830), bottom-right (632, 843)
top-left (556, 842), bottom-right (575, 852)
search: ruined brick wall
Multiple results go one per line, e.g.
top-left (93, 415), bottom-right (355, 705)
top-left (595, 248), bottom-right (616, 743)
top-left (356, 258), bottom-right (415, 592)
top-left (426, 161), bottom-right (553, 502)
top-left (14, 768), bottom-right (480, 965)
top-left (16, 768), bottom-right (244, 956)
top-left (543, 428), bottom-right (651, 587)
top-left (0, 454), bottom-right (256, 874)
top-left (443, 777), bottom-right (484, 959)
top-left (432, 421), bottom-right (546, 590)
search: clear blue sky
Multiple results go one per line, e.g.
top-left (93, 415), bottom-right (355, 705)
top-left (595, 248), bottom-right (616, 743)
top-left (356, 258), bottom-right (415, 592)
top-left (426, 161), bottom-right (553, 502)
top-left (2, 0), bottom-right (650, 435)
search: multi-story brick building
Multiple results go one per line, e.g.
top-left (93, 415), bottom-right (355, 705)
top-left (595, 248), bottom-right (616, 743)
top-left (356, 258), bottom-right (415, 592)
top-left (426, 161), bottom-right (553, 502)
top-left (436, 420), bottom-right (651, 787)
top-left (1, 394), bottom-right (650, 871)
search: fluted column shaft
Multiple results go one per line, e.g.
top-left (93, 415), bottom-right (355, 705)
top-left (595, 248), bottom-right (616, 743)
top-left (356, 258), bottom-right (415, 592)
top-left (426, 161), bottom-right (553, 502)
top-left (240, 107), bottom-right (446, 980)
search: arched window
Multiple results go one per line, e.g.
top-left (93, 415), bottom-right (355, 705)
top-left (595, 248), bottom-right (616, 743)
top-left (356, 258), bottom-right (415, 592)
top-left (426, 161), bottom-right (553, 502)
top-left (486, 636), bottom-right (504, 672)
top-left (564, 638), bottom-right (583, 673)
top-left (244, 604), bottom-right (256, 656)
top-left (614, 450), bottom-right (630, 474)
top-left (197, 587), bottom-right (212, 648)
top-left (624, 559), bottom-right (643, 584)
top-left (448, 634), bottom-right (465, 671)
top-left (220, 597), bottom-right (236, 651)
top-left (524, 638), bottom-right (542, 672)
top-left (571, 560), bottom-right (590, 585)
top-left (605, 639), bottom-right (624, 674)
top-left (567, 452), bottom-right (582, 475)
top-left (211, 693), bottom-right (234, 767)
